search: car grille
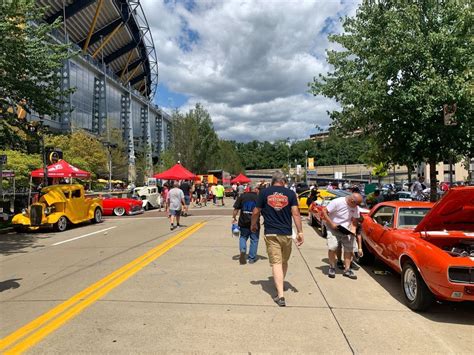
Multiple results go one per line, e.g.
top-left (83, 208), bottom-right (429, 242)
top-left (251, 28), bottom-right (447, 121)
top-left (448, 267), bottom-right (474, 284)
top-left (30, 205), bottom-right (43, 226)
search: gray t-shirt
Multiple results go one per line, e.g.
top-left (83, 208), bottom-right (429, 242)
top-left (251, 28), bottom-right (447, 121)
top-left (168, 188), bottom-right (184, 210)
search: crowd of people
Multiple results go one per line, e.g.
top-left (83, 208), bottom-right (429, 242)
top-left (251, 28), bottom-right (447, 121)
top-left (158, 172), bottom-right (467, 307)
top-left (231, 172), bottom-right (365, 307)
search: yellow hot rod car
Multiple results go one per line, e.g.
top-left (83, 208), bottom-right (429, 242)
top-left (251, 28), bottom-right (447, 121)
top-left (12, 184), bottom-right (103, 232)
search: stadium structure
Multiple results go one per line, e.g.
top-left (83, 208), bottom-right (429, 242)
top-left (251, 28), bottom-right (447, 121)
top-left (31, 0), bottom-right (171, 182)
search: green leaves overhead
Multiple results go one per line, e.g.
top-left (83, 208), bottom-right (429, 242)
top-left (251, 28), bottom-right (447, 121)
top-left (310, 0), bottom-right (473, 167)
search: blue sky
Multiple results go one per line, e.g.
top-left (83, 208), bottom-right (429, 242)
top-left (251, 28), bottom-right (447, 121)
top-left (143, 0), bottom-right (360, 141)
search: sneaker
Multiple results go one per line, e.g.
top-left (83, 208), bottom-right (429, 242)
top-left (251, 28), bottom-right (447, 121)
top-left (350, 261), bottom-right (360, 270)
top-left (248, 259), bottom-right (256, 264)
top-left (273, 296), bottom-right (286, 307)
top-left (343, 269), bottom-right (358, 280)
top-left (336, 260), bottom-right (344, 270)
top-left (176, 224), bottom-right (181, 228)
top-left (170, 225), bottom-right (174, 231)
top-left (328, 267), bottom-right (336, 278)
top-left (239, 252), bottom-right (246, 265)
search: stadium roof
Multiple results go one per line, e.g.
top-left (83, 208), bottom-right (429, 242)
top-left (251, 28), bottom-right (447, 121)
top-left (38, 0), bottom-right (158, 99)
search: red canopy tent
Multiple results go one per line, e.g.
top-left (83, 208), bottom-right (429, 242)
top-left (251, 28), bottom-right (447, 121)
top-left (153, 163), bottom-right (195, 180)
top-left (231, 173), bottom-right (251, 184)
top-left (30, 160), bottom-right (91, 179)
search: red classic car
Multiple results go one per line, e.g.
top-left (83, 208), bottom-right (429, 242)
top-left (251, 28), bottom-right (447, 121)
top-left (360, 187), bottom-right (474, 311)
top-left (308, 198), bottom-right (331, 228)
top-left (101, 194), bottom-right (144, 216)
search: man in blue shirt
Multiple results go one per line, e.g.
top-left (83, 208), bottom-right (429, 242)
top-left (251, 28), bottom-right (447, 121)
top-left (251, 172), bottom-right (304, 307)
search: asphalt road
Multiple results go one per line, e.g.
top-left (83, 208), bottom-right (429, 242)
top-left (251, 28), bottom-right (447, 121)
top-left (0, 201), bottom-right (472, 354)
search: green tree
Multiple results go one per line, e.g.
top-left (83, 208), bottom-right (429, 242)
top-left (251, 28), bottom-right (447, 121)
top-left (0, 149), bottom-right (41, 189)
top-left (310, 0), bottom-right (473, 200)
top-left (0, 0), bottom-right (74, 151)
top-left (107, 128), bottom-right (128, 182)
top-left (169, 104), bottom-right (220, 173)
top-left (218, 140), bottom-right (243, 174)
top-left (45, 130), bottom-right (107, 179)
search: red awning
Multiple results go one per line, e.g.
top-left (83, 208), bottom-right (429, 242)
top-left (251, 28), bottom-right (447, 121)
top-left (153, 163), bottom-right (195, 180)
top-left (231, 173), bottom-right (251, 184)
top-left (30, 160), bottom-right (91, 178)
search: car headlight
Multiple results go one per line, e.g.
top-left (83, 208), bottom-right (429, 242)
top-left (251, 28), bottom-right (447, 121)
top-left (44, 206), bottom-right (56, 215)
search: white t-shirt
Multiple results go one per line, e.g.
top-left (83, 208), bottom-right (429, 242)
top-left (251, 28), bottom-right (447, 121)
top-left (326, 197), bottom-right (360, 227)
top-left (167, 188), bottom-right (184, 210)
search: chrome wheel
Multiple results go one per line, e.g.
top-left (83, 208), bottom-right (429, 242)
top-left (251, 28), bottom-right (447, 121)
top-left (94, 208), bottom-right (102, 223)
top-left (113, 207), bottom-right (126, 216)
top-left (403, 267), bottom-right (417, 302)
top-left (56, 216), bottom-right (68, 232)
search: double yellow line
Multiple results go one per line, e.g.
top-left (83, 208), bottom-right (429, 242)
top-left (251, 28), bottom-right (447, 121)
top-left (0, 222), bottom-right (206, 354)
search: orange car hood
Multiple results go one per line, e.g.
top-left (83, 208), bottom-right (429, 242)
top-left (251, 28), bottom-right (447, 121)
top-left (414, 187), bottom-right (474, 232)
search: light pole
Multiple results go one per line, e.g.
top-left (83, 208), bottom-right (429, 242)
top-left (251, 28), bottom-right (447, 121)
top-left (305, 150), bottom-right (308, 185)
top-left (178, 152), bottom-right (181, 164)
top-left (294, 158), bottom-right (297, 182)
top-left (102, 142), bottom-right (117, 191)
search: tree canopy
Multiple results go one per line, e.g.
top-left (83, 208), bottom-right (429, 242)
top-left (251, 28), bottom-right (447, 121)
top-left (310, 0), bottom-right (473, 199)
top-left (0, 0), bottom-right (74, 151)
top-left (45, 130), bottom-right (108, 179)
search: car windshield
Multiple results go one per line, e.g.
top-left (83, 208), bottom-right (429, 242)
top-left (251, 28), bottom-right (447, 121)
top-left (331, 190), bottom-right (351, 197)
top-left (397, 208), bottom-right (431, 229)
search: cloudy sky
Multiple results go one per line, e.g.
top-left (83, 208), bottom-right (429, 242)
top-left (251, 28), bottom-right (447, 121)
top-left (141, 0), bottom-right (360, 142)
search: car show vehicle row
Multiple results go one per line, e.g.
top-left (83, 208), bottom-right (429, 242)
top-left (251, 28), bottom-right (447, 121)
top-left (304, 187), bottom-right (474, 311)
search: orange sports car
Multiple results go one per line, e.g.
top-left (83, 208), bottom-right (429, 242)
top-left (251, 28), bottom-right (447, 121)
top-left (359, 187), bottom-right (474, 311)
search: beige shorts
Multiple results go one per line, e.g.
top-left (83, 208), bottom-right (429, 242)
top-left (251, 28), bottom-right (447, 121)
top-left (326, 227), bottom-right (354, 253)
top-left (264, 235), bottom-right (292, 265)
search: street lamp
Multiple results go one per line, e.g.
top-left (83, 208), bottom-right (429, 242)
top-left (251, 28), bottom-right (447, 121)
top-left (102, 142), bottom-right (117, 191)
top-left (305, 150), bottom-right (308, 185)
top-left (286, 138), bottom-right (291, 170)
top-left (28, 120), bottom-right (49, 187)
top-left (294, 158), bottom-right (297, 182)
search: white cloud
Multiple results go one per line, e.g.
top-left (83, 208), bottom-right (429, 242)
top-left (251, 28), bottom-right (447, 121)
top-left (142, 0), bottom-right (360, 141)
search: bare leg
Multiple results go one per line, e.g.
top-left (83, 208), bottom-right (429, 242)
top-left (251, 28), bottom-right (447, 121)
top-left (272, 264), bottom-right (285, 298)
top-left (283, 262), bottom-right (288, 278)
top-left (176, 214), bottom-right (181, 226)
top-left (344, 251), bottom-right (352, 271)
top-left (328, 250), bottom-right (337, 268)
top-left (336, 244), bottom-right (342, 262)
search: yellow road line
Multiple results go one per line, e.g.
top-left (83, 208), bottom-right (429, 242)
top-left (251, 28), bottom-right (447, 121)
top-left (0, 222), bottom-right (206, 353)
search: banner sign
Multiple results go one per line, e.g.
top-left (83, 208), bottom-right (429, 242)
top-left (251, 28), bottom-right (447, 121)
top-left (308, 157), bottom-right (315, 170)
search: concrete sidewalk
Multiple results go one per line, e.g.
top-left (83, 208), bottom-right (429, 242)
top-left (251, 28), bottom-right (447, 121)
top-left (32, 214), bottom-right (473, 354)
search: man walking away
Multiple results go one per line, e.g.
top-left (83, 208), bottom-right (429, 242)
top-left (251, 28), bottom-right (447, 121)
top-left (321, 193), bottom-right (362, 279)
top-left (180, 180), bottom-right (191, 216)
top-left (233, 185), bottom-right (260, 265)
top-left (167, 182), bottom-right (185, 230)
top-left (251, 172), bottom-right (304, 307)
top-left (237, 183), bottom-right (245, 197)
top-left (215, 182), bottom-right (225, 206)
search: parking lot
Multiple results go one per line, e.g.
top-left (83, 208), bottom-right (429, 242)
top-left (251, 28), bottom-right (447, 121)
top-left (0, 204), bottom-right (472, 353)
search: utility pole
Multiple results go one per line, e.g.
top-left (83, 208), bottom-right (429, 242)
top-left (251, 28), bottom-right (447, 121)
top-left (305, 150), bottom-right (308, 185)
